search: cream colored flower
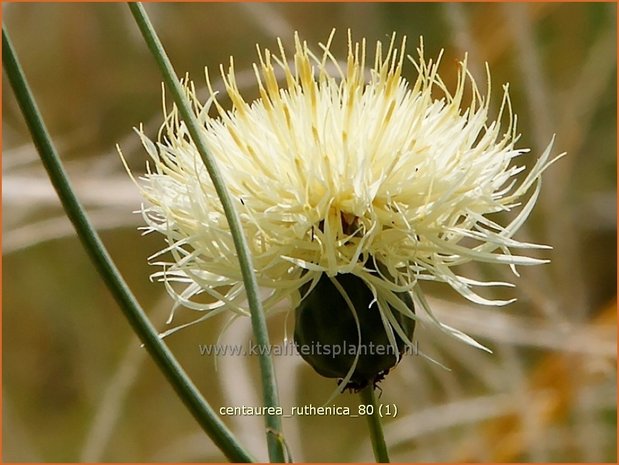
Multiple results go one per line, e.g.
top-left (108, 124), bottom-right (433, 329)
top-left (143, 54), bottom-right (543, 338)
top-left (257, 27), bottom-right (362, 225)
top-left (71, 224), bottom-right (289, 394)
top-left (130, 31), bottom-right (559, 347)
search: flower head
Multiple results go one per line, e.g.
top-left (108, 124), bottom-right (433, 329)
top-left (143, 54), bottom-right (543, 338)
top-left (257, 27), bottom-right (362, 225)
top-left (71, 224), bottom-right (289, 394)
top-left (132, 31), bottom-right (558, 351)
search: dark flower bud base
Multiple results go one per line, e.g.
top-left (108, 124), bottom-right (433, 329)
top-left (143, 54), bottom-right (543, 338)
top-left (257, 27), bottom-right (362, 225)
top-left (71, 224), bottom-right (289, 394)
top-left (294, 267), bottom-right (415, 391)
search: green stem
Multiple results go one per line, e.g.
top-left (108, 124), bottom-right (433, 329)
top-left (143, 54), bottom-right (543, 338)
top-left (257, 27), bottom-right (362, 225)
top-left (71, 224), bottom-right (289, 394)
top-left (2, 25), bottom-right (254, 464)
top-left (360, 386), bottom-right (390, 463)
top-left (126, 3), bottom-right (285, 463)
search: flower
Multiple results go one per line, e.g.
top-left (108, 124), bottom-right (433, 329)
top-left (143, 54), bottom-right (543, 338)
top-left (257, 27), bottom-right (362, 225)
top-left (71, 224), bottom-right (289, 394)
top-left (130, 30), bottom-right (559, 353)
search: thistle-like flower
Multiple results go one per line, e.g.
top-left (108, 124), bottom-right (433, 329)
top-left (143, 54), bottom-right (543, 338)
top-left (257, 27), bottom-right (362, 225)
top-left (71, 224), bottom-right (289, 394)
top-left (130, 31), bottom-right (559, 386)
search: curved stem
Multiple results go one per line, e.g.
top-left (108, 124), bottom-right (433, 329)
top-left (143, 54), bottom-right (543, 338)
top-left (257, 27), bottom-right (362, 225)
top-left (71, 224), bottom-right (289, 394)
top-left (126, 3), bottom-right (285, 463)
top-left (2, 25), bottom-right (254, 463)
top-left (359, 386), bottom-right (390, 463)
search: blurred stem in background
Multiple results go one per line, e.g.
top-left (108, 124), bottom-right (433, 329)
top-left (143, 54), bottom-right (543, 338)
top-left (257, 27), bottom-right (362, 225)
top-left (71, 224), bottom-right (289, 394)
top-left (2, 24), bottom-right (255, 464)
top-left (126, 3), bottom-right (286, 462)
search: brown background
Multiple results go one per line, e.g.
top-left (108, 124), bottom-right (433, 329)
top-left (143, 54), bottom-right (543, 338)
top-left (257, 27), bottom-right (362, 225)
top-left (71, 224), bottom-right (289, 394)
top-left (3, 2), bottom-right (617, 462)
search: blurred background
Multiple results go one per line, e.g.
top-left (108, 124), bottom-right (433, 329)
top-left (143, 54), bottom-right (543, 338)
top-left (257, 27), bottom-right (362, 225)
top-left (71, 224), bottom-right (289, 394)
top-left (2, 2), bottom-right (616, 462)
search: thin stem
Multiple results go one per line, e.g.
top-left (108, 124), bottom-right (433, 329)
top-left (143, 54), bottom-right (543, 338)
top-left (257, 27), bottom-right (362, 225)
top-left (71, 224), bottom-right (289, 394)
top-left (126, 3), bottom-right (286, 463)
top-left (2, 25), bottom-right (254, 464)
top-left (360, 386), bottom-right (390, 463)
